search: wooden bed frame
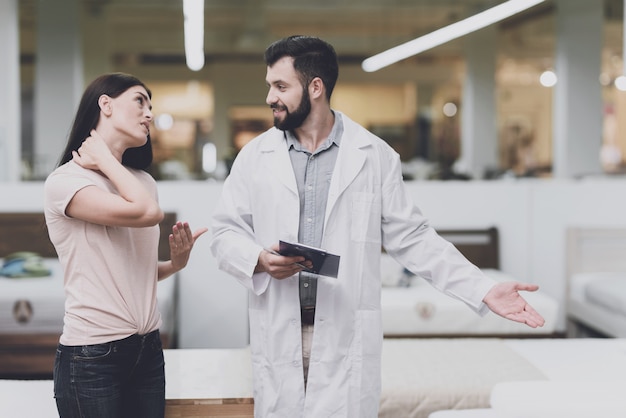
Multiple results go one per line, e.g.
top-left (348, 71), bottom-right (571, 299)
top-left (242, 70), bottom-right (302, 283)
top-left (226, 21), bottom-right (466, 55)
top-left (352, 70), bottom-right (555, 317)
top-left (566, 227), bottom-right (626, 337)
top-left (436, 226), bottom-right (500, 269)
top-left (0, 211), bottom-right (178, 378)
top-left (380, 226), bottom-right (499, 269)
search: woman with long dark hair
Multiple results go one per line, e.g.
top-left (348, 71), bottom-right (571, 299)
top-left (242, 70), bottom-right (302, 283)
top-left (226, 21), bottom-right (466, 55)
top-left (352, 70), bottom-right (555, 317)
top-left (44, 72), bottom-right (206, 417)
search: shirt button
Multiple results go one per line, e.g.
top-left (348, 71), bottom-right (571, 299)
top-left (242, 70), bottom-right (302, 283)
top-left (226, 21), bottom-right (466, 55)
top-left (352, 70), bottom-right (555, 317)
top-left (307, 218), bottom-right (312, 223)
top-left (307, 185), bottom-right (313, 190)
top-left (304, 282), bottom-right (309, 288)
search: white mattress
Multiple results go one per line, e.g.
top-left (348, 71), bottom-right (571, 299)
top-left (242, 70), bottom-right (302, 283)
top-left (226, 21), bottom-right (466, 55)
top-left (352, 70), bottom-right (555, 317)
top-left (0, 380), bottom-right (56, 418)
top-left (2, 338), bottom-right (626, 418)
top-left (568, 272), bottom-right (626, 337)
top-left (0, 258), bottom-right (177, 335)
top-left (488, 380), bottom-right (625, 418)
top-left (380, 337), bottom-right (626, 418)
top-left (570, 272), bottom-right (626, 313)
top-left (432, 380), bottom-right (626, 418)
top-left (381, 268), bottom-right (558, 336)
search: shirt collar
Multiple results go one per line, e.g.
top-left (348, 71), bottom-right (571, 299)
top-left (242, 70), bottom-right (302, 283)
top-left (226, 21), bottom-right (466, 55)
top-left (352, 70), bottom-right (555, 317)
top-left (285, 111), bottom-right (343, 152)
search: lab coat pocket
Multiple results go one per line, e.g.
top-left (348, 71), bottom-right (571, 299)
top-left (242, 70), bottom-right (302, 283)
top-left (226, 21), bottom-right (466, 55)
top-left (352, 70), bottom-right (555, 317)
top-left (359, 310), bottom-right (382, 356)
top-left (350, 192), bottom-right (381, 243)
top-left (358, 310), bottom-right (382, 395)
top-left (248, 308), bottom-right (267, 358)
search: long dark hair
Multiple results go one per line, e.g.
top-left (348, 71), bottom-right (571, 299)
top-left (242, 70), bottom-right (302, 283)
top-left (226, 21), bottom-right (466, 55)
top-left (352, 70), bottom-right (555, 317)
top-left (264, 35), bottom-right (339, 101)
top-left (58, 72), bottom-right (153, 170)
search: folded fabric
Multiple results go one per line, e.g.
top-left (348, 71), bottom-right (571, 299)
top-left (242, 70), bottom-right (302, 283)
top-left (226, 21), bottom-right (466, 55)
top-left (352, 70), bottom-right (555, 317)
top-left (0, 252), bottom-right (52, 278)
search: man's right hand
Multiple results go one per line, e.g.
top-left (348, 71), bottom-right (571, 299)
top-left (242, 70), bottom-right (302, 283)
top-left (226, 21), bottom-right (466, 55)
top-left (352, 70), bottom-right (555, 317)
top-left (255, 246), bottom-right (310, 279)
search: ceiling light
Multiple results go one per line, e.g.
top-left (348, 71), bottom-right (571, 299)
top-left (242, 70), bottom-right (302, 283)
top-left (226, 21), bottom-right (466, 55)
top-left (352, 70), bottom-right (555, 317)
top-left (202, 143), bottom-right (217, 173)
top-left (443, 102), bottom-right (458, 117)
top-left (615, 76), bottom-right (626, 91)
top-left (155, 114), bottom-right (174, 131)
top-left (539, 70), bottom-right (557, 87)
top-left (183, 0), bottom-right (205, 71)
top-left (362, 0), bottom-right (545, 72)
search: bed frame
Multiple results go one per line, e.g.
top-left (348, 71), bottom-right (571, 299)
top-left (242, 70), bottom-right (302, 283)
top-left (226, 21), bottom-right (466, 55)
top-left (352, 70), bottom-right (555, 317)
top-left (0, 212), bottom-right (177, 261)
top-left (436, 227), bottom-right (500, 269)
top-left (566, 227), bottom-right (626, 337)
top-left (0, 211), bottom-right (178, 378)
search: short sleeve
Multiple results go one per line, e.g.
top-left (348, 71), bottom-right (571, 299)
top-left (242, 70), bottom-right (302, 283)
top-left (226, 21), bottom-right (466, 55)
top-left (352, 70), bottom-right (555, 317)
top-left (44, 162), bottom-right (96, 218)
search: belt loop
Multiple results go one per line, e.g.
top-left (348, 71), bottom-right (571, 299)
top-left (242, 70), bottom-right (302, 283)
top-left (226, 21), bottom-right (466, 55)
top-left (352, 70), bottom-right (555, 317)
top-left (301, 306), bottom-right (316, 325)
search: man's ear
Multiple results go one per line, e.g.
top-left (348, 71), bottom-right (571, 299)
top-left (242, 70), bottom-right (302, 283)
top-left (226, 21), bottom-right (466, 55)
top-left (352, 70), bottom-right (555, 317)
top-left (98, 94), bottom-right (112, 115)
top-left (309, 77), bottom-right (325, 100)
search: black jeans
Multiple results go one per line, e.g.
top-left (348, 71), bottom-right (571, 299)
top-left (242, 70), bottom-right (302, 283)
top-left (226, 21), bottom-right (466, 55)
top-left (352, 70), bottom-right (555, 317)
top-left (54, 329), bottom-right (165, 418)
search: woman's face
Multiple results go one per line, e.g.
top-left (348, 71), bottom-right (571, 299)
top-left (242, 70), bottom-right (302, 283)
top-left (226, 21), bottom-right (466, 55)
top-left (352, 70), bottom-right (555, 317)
top-left (108, 85), bottom-right (153, 147)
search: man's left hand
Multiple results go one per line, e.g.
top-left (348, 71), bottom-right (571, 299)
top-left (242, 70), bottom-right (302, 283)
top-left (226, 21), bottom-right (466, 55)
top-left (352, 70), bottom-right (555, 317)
top-left (483, 282), bottom-right (545, 328)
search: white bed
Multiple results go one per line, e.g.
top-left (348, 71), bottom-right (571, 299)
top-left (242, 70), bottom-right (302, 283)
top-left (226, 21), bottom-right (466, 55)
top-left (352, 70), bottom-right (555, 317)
top-left (0, 212), bottom-right (180, 378)
top-left (0, 348), bottom-right (256, 418)
top-left (380, 337), bottom-right (626, 418)
top-left (0, 258), bottom-right (177, 336)
top-left (430, 380), bottom-right (625, 418)
top-left (381, 227), bottom-right (559, 337)
top-left (566, 227), bottom-right (626, 337)
top-left (4, 338), bottom-right (626, 418)
top-left (382, 266), bottom-right (558, 336)
top-left (0, 257), bottom-right (178, 377)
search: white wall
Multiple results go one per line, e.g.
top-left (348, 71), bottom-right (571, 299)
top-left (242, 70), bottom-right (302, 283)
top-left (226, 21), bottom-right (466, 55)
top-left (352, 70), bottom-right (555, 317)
top-left (5, 178), bottom-right (626, 344)
top-left (157, 181), bottom-right (249, 348)
top-left (404, 180), bottom-right (533, 284)
top-left (529, 178), bottom-right (626, 330)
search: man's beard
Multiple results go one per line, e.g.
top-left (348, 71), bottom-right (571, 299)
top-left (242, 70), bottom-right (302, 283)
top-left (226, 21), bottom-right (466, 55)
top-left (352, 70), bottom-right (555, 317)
top-left (273, 88), bottom-right (311, 131)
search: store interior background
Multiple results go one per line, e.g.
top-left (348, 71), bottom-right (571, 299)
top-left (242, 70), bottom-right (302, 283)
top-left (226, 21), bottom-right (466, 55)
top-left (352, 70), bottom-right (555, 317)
top-left (13, 0), bottom-right (626, 182)
top-left (4, 0), bottom-right (626, 348)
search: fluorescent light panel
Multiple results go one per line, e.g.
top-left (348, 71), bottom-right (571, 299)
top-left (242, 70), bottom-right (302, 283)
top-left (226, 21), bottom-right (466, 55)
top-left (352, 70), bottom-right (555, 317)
top-left (183, 0), bottom-right (205, 71)
top-left (362, 0), bottom-right (545, 72)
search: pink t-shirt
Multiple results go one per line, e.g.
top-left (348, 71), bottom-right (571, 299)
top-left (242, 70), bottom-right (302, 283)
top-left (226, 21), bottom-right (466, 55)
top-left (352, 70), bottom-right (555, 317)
top-left (44, 161), bottom-right (162, 346)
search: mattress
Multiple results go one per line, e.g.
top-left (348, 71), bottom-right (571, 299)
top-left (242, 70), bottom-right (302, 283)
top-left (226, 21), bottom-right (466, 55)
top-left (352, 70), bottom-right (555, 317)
top-left (380, 337), bottom-right (626, 418)
top-left (0, 380), bottom-right (56, 418)
top-left (379, 338), bottom-right (546, 418)
top-left (488, 380), bottom-right (625, 418)
top-left (431, 380), bottom-right (625, 418)
top-left (0, 258), bottom-right (177, 335)
top-left (570, 272), bottom-right (626, 314)
top-left (2, 338), bottom-right (626, 418)
top-left (568, 272), bottom-right (626, 337)
top-left (381, 267), bottom-right (558, 336)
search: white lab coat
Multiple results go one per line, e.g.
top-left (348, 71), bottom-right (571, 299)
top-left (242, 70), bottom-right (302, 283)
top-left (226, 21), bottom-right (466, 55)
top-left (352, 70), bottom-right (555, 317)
top-left (210, 112), bottom-right (496, 418)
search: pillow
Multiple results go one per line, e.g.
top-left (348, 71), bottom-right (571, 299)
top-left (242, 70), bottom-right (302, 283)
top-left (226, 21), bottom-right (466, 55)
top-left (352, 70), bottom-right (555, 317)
top-left (585, 276), bottom-right (626, 316)
top-left (0, 252), bottom-right (52, 278)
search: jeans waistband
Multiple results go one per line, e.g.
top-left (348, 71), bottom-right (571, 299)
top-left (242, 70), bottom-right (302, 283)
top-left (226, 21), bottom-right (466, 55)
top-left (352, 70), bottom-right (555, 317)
top-left (117, 329), bottom-right (160, 345)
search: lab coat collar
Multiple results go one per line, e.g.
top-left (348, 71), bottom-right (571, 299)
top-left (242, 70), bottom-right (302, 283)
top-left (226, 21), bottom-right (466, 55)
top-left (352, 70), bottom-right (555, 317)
top-left (326, 112), bottom-right (371, 227)
top-left (258, 111), bottom-right (373, 221)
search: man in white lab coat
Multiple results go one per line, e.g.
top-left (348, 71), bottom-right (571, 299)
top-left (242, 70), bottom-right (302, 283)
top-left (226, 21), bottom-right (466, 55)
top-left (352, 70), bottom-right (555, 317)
top-left (210, 35), bottom-right (545, 418)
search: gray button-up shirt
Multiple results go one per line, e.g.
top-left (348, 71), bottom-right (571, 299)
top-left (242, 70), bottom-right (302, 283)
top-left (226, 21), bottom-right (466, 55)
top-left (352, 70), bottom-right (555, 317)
top-left (285, 112), bottom-right (343, 317)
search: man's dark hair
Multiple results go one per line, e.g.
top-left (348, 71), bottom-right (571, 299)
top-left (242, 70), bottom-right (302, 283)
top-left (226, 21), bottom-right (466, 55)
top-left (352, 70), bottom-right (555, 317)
top-left (264, 35), bottom-right (339, 101)
top-left (58, 72), bottom-right (153, 170)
